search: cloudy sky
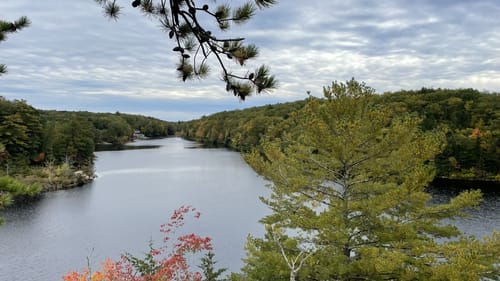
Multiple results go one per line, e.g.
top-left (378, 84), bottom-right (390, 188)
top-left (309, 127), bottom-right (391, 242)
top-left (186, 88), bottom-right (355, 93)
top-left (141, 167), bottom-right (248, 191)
top-left (1, 0), bottom-right (499, 121)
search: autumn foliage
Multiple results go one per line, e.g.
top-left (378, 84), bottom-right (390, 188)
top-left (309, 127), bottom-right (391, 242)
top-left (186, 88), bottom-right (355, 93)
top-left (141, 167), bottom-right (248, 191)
top-left (62, 206), bottom-right (212, 281)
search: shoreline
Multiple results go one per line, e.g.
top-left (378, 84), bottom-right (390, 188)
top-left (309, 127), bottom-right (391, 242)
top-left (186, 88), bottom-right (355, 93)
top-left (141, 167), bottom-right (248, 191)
top-left (431, 177), bottom-right (500, 192)
top-left (40, 169), bottom-right (95, 192)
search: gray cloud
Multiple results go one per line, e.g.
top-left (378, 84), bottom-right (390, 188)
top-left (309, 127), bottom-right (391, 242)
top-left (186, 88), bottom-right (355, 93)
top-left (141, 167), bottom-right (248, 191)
top-left (1, 0), bottom-right (499, 120)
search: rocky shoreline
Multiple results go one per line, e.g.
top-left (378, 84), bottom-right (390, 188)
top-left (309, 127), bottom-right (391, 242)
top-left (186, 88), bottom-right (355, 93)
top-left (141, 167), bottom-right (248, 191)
top-left (41, 170), bottom-right (95, 192)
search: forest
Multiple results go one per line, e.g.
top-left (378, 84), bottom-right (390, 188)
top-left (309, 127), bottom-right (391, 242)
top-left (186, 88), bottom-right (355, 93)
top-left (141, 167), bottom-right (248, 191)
top-left (179, 87), bottom-right (499, 182)
top-left (2, 86), bottom-right (499, 217)
top-left (0, 96), bottom-right (175, 216)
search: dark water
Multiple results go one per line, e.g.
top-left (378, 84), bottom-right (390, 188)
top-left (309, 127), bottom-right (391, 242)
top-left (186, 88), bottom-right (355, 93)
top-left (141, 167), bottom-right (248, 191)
top-left (427, 184), bottom-right (500, 239)
top-left (0, 138), bottom-right (498, 281)
top-left (0, 138), bottom-right (270, 281)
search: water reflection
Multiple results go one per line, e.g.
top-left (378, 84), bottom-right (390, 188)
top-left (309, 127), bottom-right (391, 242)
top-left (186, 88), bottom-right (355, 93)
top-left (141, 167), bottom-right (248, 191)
top-left (0, 138), bottom-right (270, 281)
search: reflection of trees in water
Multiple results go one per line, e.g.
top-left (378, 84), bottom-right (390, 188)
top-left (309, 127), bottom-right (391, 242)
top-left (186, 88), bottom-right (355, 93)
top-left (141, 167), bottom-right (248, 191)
top-left (95, 144), bottom-right (161, 151)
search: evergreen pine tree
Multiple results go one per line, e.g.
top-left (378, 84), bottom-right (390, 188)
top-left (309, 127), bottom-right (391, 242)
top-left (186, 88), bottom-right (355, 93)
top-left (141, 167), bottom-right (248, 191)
top-left (94, 0), bottom-right (277, 100)
top-left (199, 251), bottom-right (227, 281)
top-left (245, 79), bottom-right (500, 280)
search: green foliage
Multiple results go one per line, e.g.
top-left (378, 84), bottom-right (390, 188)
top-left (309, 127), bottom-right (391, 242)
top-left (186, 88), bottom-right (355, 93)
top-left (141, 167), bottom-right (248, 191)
top-left (94, 0), bottom-right (277, 100)
top-left (180, 87), bottom-right (499, 181)
top-left (0, 96), bottom-right (174, 182)
top-left (374, 88), bottom-right (500, 180)
top-left (0, 98), bottom-right (44, 166)
top-left (0, 16), bottom-right (31, 76)
top-left (0, 143), bottom-right (6, 163)
top-left (428, 232), bottom-right (500, 280)
top-left (242, 79), bottom-right (498, 281)
top-left (179, 100), bottom-right (307, 151)
top-left (123, 240), bottom-right (162, 276)
top-left (0, 113), bottom-right (30, 160)
top-left (0, 175), bottom-right (40, 202)
top-left (241, 233), bottom-right (292, 281)
top-left (50, 116), bottom-right (95, 166)
top-left (0, 175), bottom-right (41, 224)
top-left (93, 115), bottom-right (134, 145)
top-left (242, 226), bottom-right (317, 281)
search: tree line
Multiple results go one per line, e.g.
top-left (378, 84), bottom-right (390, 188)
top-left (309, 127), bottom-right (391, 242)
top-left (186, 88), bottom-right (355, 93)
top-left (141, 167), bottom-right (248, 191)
top-left (0, 97), bottom-right (175, 171)
top-left (64, 79), bottom-right (499, 281)
top-left (0, 96), bottom-right (176, 207)
top-left (179, 87), bottom-right (500, 182)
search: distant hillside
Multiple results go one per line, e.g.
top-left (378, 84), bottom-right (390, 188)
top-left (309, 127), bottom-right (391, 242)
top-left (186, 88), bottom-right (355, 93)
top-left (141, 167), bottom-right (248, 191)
top-left (179, 88), bottom-right (500, 181)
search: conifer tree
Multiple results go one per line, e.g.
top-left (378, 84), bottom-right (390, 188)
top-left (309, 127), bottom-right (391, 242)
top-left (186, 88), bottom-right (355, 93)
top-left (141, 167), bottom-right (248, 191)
top-left (95, 0), bottom-right (277, 100)
top-left (245, 79), bottom-right (500, 280)
top-left (0, 16), bottom-right (30, 76)
top-left (199, 251), bottom-right (227, 281)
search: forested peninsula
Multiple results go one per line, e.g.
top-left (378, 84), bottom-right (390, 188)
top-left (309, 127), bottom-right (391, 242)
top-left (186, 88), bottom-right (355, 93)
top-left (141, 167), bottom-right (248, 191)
top-left (1, 87), bottom-right (499, 217)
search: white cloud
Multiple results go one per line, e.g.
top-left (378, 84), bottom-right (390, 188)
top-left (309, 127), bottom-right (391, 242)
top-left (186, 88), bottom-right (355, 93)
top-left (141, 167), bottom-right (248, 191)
top-left (1, 0), bottom-right (499, 120)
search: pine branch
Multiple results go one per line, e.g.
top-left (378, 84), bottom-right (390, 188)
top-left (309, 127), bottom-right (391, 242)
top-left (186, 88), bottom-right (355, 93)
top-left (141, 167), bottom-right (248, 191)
top-left (94, 0), bottom-right (277, 100)
top-left (0, 16), bottom-right (31, 77)
top-left (14, 16), bottom-right (31, 30)
top-left (104, 0), bottom-right (122, 20)
top-left (0, 64), bottom-right (7, 76)
top-left (0, 16), bottom-right (31, 41)
top-left (255, 0), bottom-right (277, 9)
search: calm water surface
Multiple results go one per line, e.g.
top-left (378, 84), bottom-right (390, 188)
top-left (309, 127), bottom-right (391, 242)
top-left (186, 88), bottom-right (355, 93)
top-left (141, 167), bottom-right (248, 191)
top-left (0, 138), bottom-right (269, 281)
top-left (0, 138), bottom-right (498, 281)
top-left (428, 184), bottom-right (499, 238)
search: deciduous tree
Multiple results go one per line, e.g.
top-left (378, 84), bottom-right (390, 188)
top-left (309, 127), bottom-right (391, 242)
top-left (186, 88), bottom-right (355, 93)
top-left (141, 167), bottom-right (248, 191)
top-left (63, 205), bottom-right (214, 281)
top-left (0, 16), bottom-right (30, 76)
top-left (0, 175), bottom-right (41, 225)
